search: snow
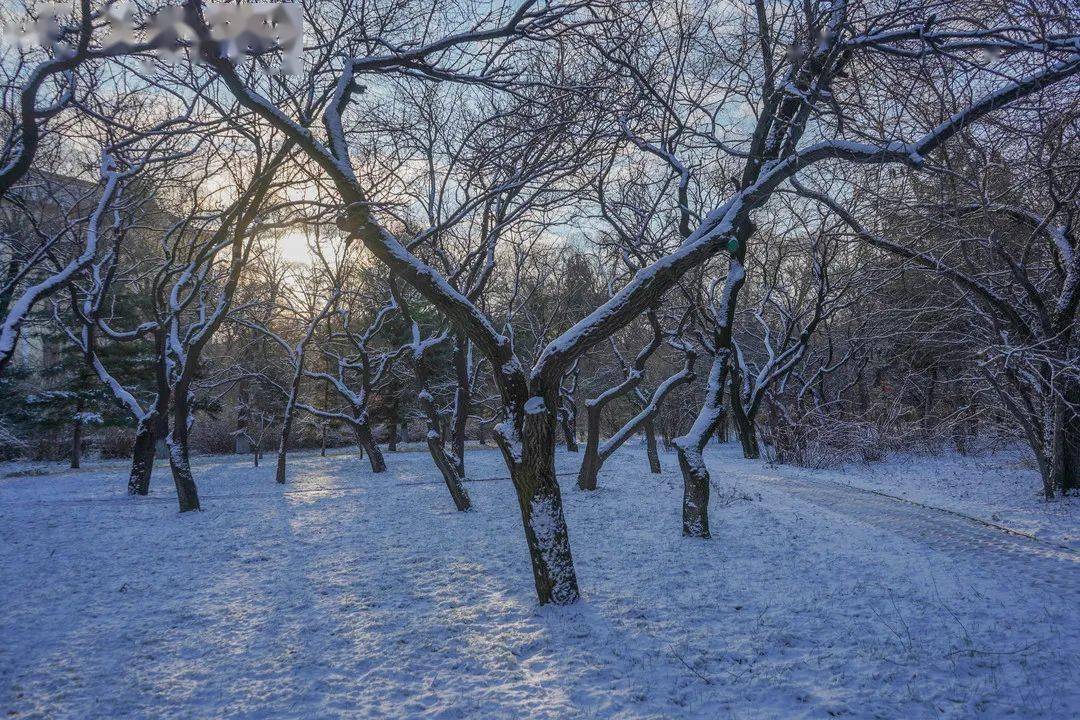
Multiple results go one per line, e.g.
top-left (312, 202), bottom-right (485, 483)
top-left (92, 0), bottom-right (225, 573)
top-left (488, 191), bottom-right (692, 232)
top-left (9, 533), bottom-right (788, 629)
top-left (1, 443), bottom-right (1077, 718)
top-left (524, 396), bottom-right (546, 415)
top-left (773, 444), bottom-right (1080, 550)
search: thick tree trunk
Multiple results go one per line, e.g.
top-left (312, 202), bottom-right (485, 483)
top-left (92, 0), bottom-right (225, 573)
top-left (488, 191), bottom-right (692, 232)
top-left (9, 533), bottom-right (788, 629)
top-left (504, 396), bottom-right (580, 605)
top-left (677, 445), bottom-right (712, 538)
top-left (644, 416), bottom-right (661, 473)
top-left (127, 414), bottom-right (158, 495)
top-left (167, 388), bottom-right (201, 512)
top-left (354, 422), bottom-right (386, 473)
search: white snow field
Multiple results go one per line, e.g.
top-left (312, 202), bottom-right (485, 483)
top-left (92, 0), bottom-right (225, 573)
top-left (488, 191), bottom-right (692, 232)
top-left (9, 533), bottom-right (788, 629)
top-left (1, 443), bottom-right (1078, 719)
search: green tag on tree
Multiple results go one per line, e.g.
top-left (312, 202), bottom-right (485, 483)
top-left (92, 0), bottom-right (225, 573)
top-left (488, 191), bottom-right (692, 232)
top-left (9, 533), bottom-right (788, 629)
top-left (726, 238), bottom-right (740, 253)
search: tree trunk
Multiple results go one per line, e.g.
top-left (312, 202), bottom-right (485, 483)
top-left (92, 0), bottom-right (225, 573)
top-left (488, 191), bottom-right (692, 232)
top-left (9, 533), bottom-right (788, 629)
top-left (452, 335), bottom-right (469, 476)
top-left (425, 430), bottom-right (472, 511)
top-left (70, 401), bottom-right (83, 469)
top-left (560, 406), bottom-right (579, 452)
top-left (675, 356), bottom-right (729, 538)
top-left (275, 411), bottom-right (294, 483)
top-left (167, 387), bottom-right (200, 512)
top-left (1051, 385), bottom-right (1080, 495)
top-left (714, 414), bottom-right (729, 444)
top-left (127, 413), bottom-right (159, 495)
top-left (676, 444), bottom-right (712, 538)
top-left (413, 353), bottom-right (472, 510)
top-left (1060, 383), bottom-right (1080, 494)
top-left (504, 396), bottom-right (580, 605)
top-left (729, 374), bottom-right (760, 459)
top-left (235, 380), bottom-right (251, 455)
top-left (354, 422), bottom-right (386, 473)
top-left (734, 414), bottom-right (760, 459)
top-left (387, 400), bottom-right (398, 451)
top-left (644, 416), bottom-right (661, 473)
top-left (577, 400), bottom-right (602, 490)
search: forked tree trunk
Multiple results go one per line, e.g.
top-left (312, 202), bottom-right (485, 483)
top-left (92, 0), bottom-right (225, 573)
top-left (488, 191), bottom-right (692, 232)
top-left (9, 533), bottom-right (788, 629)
top-left (644, 417), bottom-right (661, 473)
top-left (578, 360), bottom-right (695, 490)
top-left (353, 422), bottom-right (386, 473)
top-left (501, 395), bottom-right (579, 605)
top-left (167, 387), bottom-right (200, 512)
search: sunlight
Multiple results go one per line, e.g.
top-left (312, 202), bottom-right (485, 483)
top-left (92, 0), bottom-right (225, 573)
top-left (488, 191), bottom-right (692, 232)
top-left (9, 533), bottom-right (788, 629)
top-left (277, 231), bottom-right (315, 265)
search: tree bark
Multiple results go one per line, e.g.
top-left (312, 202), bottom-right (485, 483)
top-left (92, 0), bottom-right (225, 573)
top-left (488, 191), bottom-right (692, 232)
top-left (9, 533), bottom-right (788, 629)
top-left (675, 356), bottom-right (730, 538)
top-left (70, 399), bottom-right (83, 469)
top-left (1052, 384), bottom-right (1080, 495)
top-left (127, 418), bottom-right (157, 496)
top-left (410, 339), bottom-right (473, 510)
top-left (729, 373), bottom-right (760, 459)
top-left (274, 414), bottom-right (290, 483)
top-left (714, 414), bottom-right (729, 444)
top-left (644, 417), bottom-right (661, 473)
top-left (387, 400), bottom-right (398, 451)
top-left (167, 386), bottom-right (201, 512)
top-left (353, 422), bottom-right (386, 473)
top-left (558, 366), bottom-right (579, 452)
top-left (127, 402), bottom-right (166, 496)
top-left (452, 335), bottom-right (470, 476)
top-left (501, 395), bottom-right (580, 605)
top-left (577, 397), bottom-right (603, 491)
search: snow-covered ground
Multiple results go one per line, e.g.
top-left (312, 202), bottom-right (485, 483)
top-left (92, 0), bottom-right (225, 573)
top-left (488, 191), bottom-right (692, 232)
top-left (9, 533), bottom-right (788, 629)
top-left (1, 443), bottom-right (1077, 718)
top-left (763, 445), bottom-right (1078, 550)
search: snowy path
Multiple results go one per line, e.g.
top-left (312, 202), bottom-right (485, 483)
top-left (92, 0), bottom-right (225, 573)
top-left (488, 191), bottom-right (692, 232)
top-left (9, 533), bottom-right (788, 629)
top-left (745, 471), bottom-right (1079, 589)
top-left (1, 446), bottom-right (1077, 718)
